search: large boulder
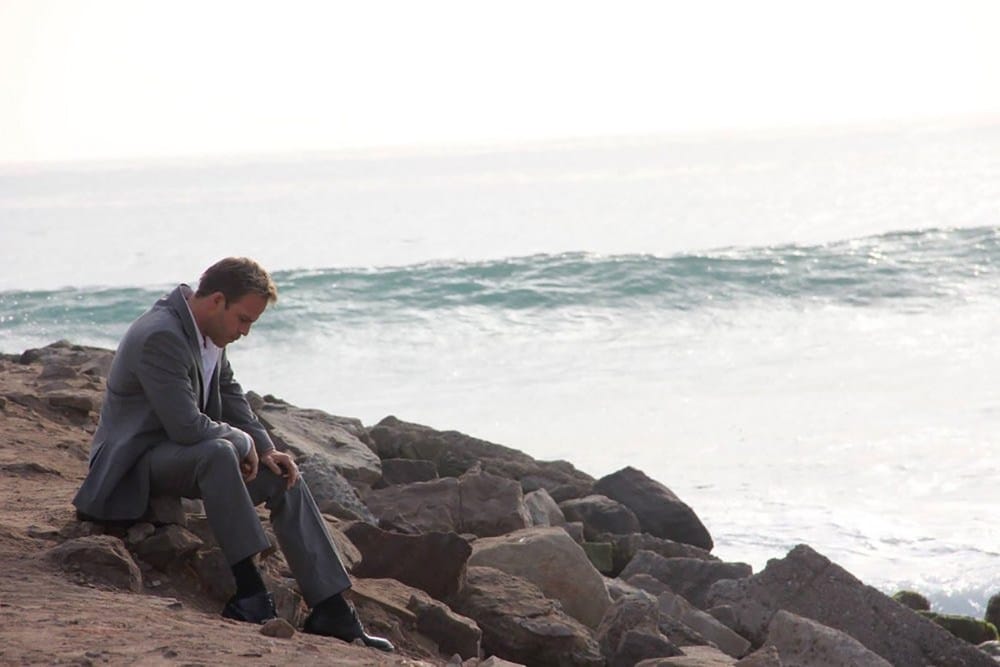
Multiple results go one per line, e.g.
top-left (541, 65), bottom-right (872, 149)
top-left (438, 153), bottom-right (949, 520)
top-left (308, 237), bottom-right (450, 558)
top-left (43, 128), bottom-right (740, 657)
top-left (658, 589), bottom-right (750, 659)
top-left (598, 532), bottom-right (718, 577)
top-left (364, 476), bottom-right (460, 534)
top-left (706, 544), bottom-right (996, 667)
top-left (559, 495), bottom-right (641, 540)
top-left (988, 594), bottom-right (1000, 638)
top-left (407, 594), bottom-right (482, 660)
top-left (344, 522), bottom-right (471, 601)
top-left (892, 589), bottom-right (930, 611)
top-left (635, 646), bottom-right (737, 666)
top-left (596, 591), bottom-right (683, 667)
top-left (132, 524), bottom-right (203, 571)
top-left (468, 527), bottom-right (612, 629)
top-left (593, 467), bottom-right (713, 551)
top-left (368, 416), bottom-right (594, 497)
top-left (919, 611), bottom-right (999, 645)
top-left (363, 469), bottom-right (531, 538)
top-left (349, 577), bottom-right (481, 660)
top-left (19, 340), bottom-right (115, 379)
top-left (621, 551), bottom-right (751, 610)
top-left (375, 458), bottom-right (439, 488)
top-left (733, 646), bottom-right (781, 667)
top-left (627, 575), bottom-right (748, 655)
top-left (524, 488), bottom-right (566, 527)
top-left (48, 535), bottom-right (142, 592)
top-left (297, 456), bottom-right (377, 523)
top-left (764, 610), bottom-right (891, 666)
top-left (254, 397), bottom-right (382, 486)
top-left (449, 566), bottom-right (605, 667)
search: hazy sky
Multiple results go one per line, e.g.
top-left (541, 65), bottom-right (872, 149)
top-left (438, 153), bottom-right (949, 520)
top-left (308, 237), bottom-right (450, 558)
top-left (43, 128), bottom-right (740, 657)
top-left (2, 0), bottom-right (998, 164)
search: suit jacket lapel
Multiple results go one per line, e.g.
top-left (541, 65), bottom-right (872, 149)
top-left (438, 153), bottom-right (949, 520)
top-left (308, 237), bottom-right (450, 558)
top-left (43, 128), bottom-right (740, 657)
top-left (166, 285), bottom-right (206, 408)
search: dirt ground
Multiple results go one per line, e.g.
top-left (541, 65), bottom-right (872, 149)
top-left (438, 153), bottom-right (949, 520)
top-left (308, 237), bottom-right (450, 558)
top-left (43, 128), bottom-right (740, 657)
top-left (0, 354), bottom-right (442, 666)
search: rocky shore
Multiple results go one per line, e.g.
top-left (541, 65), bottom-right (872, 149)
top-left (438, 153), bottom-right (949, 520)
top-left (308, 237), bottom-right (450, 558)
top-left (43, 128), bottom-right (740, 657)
top-left (1, 340), bottom-right (998, 666)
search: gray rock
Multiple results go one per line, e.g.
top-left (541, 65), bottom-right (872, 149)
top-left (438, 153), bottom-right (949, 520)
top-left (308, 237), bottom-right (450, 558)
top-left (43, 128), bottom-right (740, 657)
top-left (597, 532), bottom-right (718, 577)
top-left (179, 498), bottom-right (204, 515)
top-left (479, 658), bottom-right (527, 667)
top-left (297, 456), bottom-right (377, 523)
top-left (733, 646), bottom-right (781, 667)
top-left (892, 589), bottom-right (930, 611)
top-left (606, 577), bottom-right (646, 601)
top-left (596, 591), bottom-right (682, 667)
top-left (364, 469), bottom-right (531, 538)
top-left (1, 461), bottom-right (62, 477)
top-left (979, 640), bottom-right (1000, 657)
top-left (48, 535), bottom-right (142, 592)
top-left (26, 524), bottom-right (61, 540)
top-left (260, 617), bottom-right (296, 638)
top-left (255, 400), bottom-right (382, 486)
top-left (344, 522), bottom-right (471, 601)
top-left (706, 544), bottom-right (996, 667)
top-left (987, 594), bottom-right (1000, 637)
top-left (628, 573), bottom-right (673, 596)
top-left (125, 522), bottom-right (156, 546)
top-left (559, 495), bottom-right (641, 540)
top-left (364, 476), bottom-right (460, 533)
top-left (706, 606), bottom-right (739, 633)
top-left (142, 495), bottom-right (187, 527)
top-left (636, 646), bottom-right (738, 666)
top-left (581, 542), bottom-right (614, 574)
top-left (658, 589), bottom-right (750, 658)
top-left (468, 527), bottom-right (611, 629)
top-left (524, 488), bottom-right (566, 527)
top-left (133, 524), bottom-right (203, 571)
top-left (449, 566), bottom-right (605, 667)
top-left (368, 415), bottom-right (594, 496)
top-left (46, 391), bottom-right (94, 414)
top-left (620, 551), bottom-right (751, 610)
top-left (562, 522), bottom-right (585, 543)
top-left (265, 574), bottom-right (307, 627)
top-left (764, 610), bottom-right (891, 666)
top-left (459, 470), bottom-right (534, 538)
top-left (20, 341), bottom-right (114, 378)
top-left (376, 458), bottom-right (439, 487)
top-left (407, 594), bottom-right (482, 660)
top-left (191, 547), bottom-right (235, 600)
top-left (593, 467), bottom-right (713, 551)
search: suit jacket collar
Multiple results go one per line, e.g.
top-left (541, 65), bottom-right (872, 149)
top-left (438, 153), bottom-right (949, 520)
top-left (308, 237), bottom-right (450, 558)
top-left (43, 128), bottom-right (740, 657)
top-left (163, 284), bottom-right (208, 404)
top-left (164, 284), bottom-right (201, 349)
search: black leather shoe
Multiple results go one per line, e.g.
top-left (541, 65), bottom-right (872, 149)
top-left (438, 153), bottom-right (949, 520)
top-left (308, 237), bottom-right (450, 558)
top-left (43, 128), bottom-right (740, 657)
top-left (303, 604), bottom-right (394, 652)
top-left (222, 591), bottom-right (277, 624)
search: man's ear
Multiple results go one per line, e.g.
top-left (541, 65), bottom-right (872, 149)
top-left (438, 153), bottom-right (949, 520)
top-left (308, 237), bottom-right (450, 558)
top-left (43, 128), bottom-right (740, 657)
top-left (210, 292), bottom-right (227, 309)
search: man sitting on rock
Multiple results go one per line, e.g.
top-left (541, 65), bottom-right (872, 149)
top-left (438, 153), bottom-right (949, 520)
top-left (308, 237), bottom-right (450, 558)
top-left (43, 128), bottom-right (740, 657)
top-left (72, 257), bottom-right (392, 652)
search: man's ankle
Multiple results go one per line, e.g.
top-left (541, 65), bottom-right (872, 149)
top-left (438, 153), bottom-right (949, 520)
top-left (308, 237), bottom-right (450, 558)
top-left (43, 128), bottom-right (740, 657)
top-left (231, 556), bottom-right (266, 599)
top-left (314, 592), bottom-right (352, 618)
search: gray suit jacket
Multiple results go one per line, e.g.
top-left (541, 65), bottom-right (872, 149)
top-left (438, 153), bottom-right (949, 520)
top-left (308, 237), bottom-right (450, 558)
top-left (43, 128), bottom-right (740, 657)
top-left (73, 285), bottom-right (275, 520)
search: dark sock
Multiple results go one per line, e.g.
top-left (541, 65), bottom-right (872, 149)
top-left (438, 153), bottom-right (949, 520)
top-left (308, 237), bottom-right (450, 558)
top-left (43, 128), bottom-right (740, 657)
top-left (315, 592), bottom-right (352, 618)
top-left (231, 556), bottom-right (266, 599)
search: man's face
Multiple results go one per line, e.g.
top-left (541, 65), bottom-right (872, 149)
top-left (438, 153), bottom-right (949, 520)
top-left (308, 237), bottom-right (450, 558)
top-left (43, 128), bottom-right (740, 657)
top-left (205, 292), bottom-right (268, 347)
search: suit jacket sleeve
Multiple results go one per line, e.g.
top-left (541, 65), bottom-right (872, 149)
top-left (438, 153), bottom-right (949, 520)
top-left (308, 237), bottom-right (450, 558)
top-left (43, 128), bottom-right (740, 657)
top-left (219, 349), bottom-right (276, 455)
top-left (136, 329), bottom-right (247, 448)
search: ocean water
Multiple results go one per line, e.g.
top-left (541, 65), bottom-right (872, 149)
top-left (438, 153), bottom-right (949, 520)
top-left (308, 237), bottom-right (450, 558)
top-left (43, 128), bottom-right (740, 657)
top-left (2, 120), bottom-right (999, 614)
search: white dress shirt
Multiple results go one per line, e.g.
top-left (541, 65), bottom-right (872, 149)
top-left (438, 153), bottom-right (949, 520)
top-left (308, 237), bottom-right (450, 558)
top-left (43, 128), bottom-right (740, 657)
top-left (182, 286), bottom-right (253, 457)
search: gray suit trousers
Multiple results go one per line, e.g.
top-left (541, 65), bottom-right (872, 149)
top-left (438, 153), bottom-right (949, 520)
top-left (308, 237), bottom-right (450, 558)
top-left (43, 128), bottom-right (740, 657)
top-left (144, 438), bottom-right (351, 607)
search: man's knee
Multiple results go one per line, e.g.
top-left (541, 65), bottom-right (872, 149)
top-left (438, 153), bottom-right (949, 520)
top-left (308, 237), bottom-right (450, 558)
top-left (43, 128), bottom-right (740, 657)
top-left (198, 438), bottom-right (240, 474)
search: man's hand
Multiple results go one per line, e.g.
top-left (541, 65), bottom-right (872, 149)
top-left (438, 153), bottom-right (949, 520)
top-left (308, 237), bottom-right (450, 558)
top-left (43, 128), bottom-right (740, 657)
top-left (260, 450), bottom-right (300, 490)
top-left (240, 442), bottom-right (259, 482)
